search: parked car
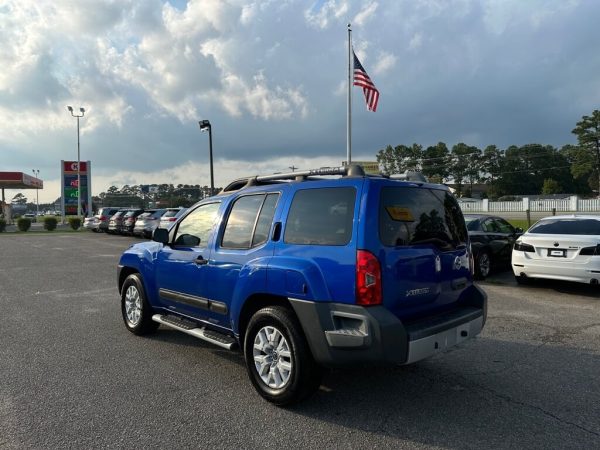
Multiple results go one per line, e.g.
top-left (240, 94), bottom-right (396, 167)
top-left (95, 207), bottom-right (121, 232)
top-left (23, 213), bottom-right (37, 222)
top-left (120, 209), bottom-right (145, 235)
top-left (83, 216), bottom-right (98, 231)
top-left (158, 207), bottom-right (187, 230)
top-left (512, 215), bottom-right (600, 285)
top-left (133, 209), bottom-right (167, 238)
top-left (107, 210), bottom-right (128, 234)
top-left (464, 214), bottom-right (523, 279)
top-left (117, 165), bottom-right (487, 405)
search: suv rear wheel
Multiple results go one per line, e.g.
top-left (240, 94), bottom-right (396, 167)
top-left (244, 306), bottom-right (322, 406)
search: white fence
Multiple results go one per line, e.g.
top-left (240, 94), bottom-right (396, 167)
top-left (458, 196), bottom-right (600, 213)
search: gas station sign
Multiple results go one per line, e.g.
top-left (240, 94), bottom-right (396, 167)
top-left (61, 160), bottom-right (92, 217)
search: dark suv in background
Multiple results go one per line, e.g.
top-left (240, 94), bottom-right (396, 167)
top-left (121, 209), bottom-right (145, 235)
top-left (107, 210), bottom-right (128, 234)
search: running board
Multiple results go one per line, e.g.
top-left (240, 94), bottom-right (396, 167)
top-left (152, 314), bottom-right (237, 350)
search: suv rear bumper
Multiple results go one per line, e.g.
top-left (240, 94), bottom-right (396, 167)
top-left (289, 284), bottom-right (487, 368)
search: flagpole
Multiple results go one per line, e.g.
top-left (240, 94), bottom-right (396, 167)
top-left (347, 23), bottom-right (352, 165)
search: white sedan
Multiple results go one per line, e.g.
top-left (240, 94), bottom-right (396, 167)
top-left (512, 215), bottom-right (600, 285)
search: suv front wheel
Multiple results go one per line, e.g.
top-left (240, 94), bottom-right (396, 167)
top-left (244, 306), bottom-right (322, 406)
top-left (121, 273), bottom-right (159, 335)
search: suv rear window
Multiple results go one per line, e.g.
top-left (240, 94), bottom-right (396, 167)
top-left (284, 187), bottom-right (355, 246)
top-left (379, 187), bottom-right (467, 251)
top-left (529, 218), bottom-right (600, 235)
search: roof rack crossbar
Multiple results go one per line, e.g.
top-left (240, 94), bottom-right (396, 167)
top-left (255, 166), bottom-right (349, 183)
top-left (220, 164), bottom-right (366, 193)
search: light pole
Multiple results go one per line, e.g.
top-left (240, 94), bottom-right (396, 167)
top-left (67, 106), bottom-right (85, 217)
top-left (198, 120), bottom-right (214, 196)
top-left (32, 169), bottom-right (39, 217)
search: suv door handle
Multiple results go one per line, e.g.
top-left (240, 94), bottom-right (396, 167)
top-left (195, 256), bottom-right (208, 265)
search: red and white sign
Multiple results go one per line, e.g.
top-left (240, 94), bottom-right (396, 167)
top-left (63, 161), bottom-right (88, 173)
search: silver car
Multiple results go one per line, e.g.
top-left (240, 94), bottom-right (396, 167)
top-left (133, 209), bottom-right (167, 238)
top-left (158, 207), bottom-right (187, 230)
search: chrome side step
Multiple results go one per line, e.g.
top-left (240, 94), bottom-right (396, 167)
top-left (152, 314), bottom-right (237, 350)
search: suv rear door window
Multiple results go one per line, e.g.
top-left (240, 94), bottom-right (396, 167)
top-left (379, 187), bottom-right (467, 251)
top-left (284, 187), bottom-right (355, 246)
top-left (221, 193), bottom-right (279, 249)
top-left (529, 218), bottom-right (600, 235)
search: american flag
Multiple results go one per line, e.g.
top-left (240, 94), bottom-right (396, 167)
top-left (353, 51), bottom-right (379, 112)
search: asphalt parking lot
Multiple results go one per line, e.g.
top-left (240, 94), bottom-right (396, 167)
top-left (1, 233), bottom-right (599, 449)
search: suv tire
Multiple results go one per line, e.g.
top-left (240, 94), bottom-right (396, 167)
top-left (474, 250), bottom-right (491, 280)
top-left (121, 273), bottom-right (159, 335)
top-left (244, 306), bottom-right (322, 406)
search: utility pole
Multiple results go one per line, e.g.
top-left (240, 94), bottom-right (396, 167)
top-left (32, 169), bottom-right (40, 217)
top-left (67, 106), bottom-right (86, 217)
top-left (289, 165), bottom-right (297, 172)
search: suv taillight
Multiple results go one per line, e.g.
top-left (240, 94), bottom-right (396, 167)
top-left (356, 250), bottom-right (382, 306)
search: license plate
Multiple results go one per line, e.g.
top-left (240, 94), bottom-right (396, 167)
top-left (548, 249), bottom-right (566, 257)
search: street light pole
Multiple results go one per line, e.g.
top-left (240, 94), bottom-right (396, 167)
top-left (199, 120), bottom-right (214, 196)
top-left (32, 169), bottom-right (39, 217)
top-left (67, 106), bottom-right (85, 217)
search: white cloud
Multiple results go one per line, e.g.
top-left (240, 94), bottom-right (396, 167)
top-left (408, 32), bottom-right (423, 51)
top-left (373, 51), bottom-right (397, 75)
top-left (305, 0), bottom-right (349, 29)
top-left (353, 1), bottom-right (378, 26)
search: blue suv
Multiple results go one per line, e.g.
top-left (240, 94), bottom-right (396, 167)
top-left (117, 165), bottom-right (487, 405)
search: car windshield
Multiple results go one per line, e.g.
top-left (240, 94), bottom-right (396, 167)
top-left (138, 213), bottom-right (151, 219)
top-left (379, 186), bottom-right (468, 251)
top-left (528, 218), bottom-right (600, 235)
top-left (464, 217), bottom-right (479, 231)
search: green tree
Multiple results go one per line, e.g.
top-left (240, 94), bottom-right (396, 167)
top-left (480, 145), bottom-right (503, 199)
top-left (448, 143), bottom-right (479, 197)
top-left (496, 144), bottom-right (572, 195)
top-left (571, 110), bottom-right (600, 196)
top-left (541, 178), bottom-right (562, 195)
top-left (376, 144), bottom-right (422, 175)
top-left (421, 142), bottom-right (449, 183)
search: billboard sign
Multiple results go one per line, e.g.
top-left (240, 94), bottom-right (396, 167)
top-left (61, 160), bottom-right (92, 217)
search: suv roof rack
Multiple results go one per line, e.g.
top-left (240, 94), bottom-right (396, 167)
top-left (388, 171), bottom-right (428, 183)
top-left (221, 164), bottom-right (366, 193)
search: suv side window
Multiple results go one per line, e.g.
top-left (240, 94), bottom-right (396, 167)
top-left (174, 202), bottom-right (220, 247)
top-left (284, 187), bottom-right (355, 246)
top-left (222, 193), bottom-right (279, 249)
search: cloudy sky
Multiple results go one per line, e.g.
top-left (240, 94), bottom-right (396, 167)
top-left (1, 0), bottom-right (599, 203)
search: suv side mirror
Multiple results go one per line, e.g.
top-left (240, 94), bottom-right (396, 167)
top-left (515, 227), bottom-right (524, 234)
top-left (152, 228), bottom-right (169, 244)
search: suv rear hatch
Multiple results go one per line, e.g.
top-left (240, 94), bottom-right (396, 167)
top-left (373, 183), bottom-right (471, 320)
